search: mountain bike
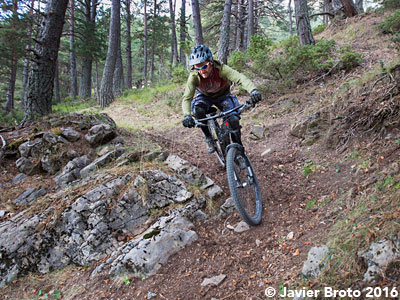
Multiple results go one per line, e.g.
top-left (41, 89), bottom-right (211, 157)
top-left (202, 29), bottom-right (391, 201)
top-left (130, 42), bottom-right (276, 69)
top-left (194, 101), bottom-right (262, 226)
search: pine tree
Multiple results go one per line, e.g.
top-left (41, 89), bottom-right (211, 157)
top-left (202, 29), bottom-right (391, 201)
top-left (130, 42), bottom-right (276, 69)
top-left (24, 0), bottom-right (69, 119)
top-left (98, 0), bottom-right (120, 107)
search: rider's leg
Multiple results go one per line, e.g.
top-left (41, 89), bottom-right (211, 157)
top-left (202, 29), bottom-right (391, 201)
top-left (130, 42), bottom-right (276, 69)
top-left (191, 97), bottom-right (215, 153)
top-left (214, 94), bottom-right (243, 146)
top-left (226, 114), bottom-right (243, 146)
top-left (193, 105), bottom-right (211, 138)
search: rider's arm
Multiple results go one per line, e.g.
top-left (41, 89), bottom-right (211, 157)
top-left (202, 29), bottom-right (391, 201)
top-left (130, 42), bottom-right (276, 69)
top-left (220, 64), bottom-right (257, 94)
top-left (181, 72), bottom-right (200, 116)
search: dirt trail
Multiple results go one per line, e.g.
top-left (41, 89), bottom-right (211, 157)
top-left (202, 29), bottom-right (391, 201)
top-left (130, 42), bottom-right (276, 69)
top-left (69, 96), bottom-right (356, 300)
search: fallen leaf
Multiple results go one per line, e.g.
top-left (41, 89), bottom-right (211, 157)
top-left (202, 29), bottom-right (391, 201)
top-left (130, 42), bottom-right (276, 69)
top-left (293, 249), bottom-right (300, 256)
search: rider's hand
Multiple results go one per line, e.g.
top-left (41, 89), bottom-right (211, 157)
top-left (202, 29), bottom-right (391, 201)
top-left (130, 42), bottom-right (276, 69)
top-left (182, 115), bottom-right (195, 128)
top-left (249, 89), bottom-right (262, 107)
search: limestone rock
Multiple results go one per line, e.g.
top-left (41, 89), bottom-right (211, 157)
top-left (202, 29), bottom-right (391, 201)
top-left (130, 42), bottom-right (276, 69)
top-left (61, 127), bottom-right (81, 142)
top-left (41, 155), bottom-right (61, 174)
top-left (14, 188), bottom-right (46, 205)
top-left (219, 197), bottom-right (235, 217)
top-left (136, 170), bottom-right (193, 207)
top-left (358, 238), bottom-right (400, 282)
top-left (11, 173), bottom-right (27, 184)
top-left (16, 157), bottom-right (35, 175)
top-left (250, 125), bottom-right (265, 140)
top-left (234, 221), bottom-right (250, 233)
top-left (18, 138), bottom-right (43, 158)
top-left (97, 213), bottom-right (198, 278)
top-left (207, 184), bottom-right (223, 200)
top-left (165, 155), bottom-right (206, 185)
top-left (54, 155), bottom-right (91, 185)
top-left (301, 246), bottom-right (331, 279)
top-left (85, 123), bottom-right (116, 146)
top-left (201, 275), bottom-right (226, 287)
top-left (80, 148), bottom-right (124, 178)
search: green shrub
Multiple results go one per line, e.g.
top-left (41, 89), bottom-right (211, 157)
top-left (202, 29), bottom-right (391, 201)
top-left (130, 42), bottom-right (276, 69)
top-left (0, 108), bottom-right (24, 127)
top-left (247, 35), bottom-right (272, 60)
top-left (338, 46), bottom-right (363, 71)
top-left (378, 10), bottom-right (400, 52)
top-left (378, 10), bottom-right (400, 34)
top-left (247, 35), bottom-right (271, 74)
top-left (171, 66), bottom-right (188, 83)
top-left (228, 50), bottom-right (247, 71)
top-left (255, 38), bottom-right (336, 80)
top-left (390, 33), bottom-right (400, 52)
top-left (284, 39), bottom-right (336, 74)
top-left (313, 24), bottom-right (327, 35)
top-left (382, 0), bottom-right (400, 9)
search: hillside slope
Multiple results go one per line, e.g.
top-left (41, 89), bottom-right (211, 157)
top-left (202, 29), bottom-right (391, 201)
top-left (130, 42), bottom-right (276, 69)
top-left (1, 10), bottom-right (400, 300)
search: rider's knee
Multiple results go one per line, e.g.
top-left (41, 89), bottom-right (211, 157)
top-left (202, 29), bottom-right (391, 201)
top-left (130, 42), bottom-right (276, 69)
top-left (226, 114), bottom-right (241, 130)
top-left (193, 105), bottom-right (207, 119)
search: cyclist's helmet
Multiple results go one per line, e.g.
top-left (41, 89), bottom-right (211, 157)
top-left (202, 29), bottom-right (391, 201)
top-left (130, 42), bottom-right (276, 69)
top-left (189, 45), bottom-right (213, 66)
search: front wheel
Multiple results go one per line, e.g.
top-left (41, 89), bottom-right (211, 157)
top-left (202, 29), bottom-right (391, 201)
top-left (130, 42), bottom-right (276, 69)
top-left (226, 144), bottom-right (262, 225)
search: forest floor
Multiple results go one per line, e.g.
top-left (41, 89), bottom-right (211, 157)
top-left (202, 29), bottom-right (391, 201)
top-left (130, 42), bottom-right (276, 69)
top-left (1, 11), bottom-right (400, 300)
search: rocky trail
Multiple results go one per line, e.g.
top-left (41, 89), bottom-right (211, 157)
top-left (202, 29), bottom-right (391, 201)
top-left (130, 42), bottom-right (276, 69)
top-left (0, 98), bottom-right (370, 300)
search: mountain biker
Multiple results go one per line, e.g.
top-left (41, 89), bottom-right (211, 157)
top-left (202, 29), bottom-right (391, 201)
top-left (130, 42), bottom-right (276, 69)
top-left (181, 44), bottom-right (262, 153)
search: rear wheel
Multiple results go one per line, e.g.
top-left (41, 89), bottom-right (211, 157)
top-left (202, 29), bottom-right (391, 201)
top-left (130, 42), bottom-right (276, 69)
top-left (207, 119), bottom-right (227, 167)
top-left (226, 144), bottom-right (262, 225)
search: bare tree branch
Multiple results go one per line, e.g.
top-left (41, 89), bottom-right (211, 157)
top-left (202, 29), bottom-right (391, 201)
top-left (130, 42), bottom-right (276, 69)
top-left (310, 11), bottom-right (335, 18)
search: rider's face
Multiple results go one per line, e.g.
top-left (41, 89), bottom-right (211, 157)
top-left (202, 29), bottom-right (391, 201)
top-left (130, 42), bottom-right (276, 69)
top-left (194, 61), bottom-right (213, 79)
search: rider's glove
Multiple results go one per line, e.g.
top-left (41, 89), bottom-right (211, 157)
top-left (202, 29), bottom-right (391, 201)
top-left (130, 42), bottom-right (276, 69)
top-left (182, 115), bottom-right (195, 128)
top-left (249, 89), bottom-right (262, 107)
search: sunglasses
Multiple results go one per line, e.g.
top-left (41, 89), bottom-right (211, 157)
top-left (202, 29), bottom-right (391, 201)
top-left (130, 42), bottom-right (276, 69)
top-left (194, 62), bottom-right (211, 71)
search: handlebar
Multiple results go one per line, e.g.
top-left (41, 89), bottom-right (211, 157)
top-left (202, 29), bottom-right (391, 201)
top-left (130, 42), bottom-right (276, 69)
top-left (194, 101), bottom-right (251, 126)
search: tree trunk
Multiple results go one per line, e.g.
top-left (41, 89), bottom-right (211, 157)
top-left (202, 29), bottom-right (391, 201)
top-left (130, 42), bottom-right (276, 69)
top-left (95, 61), bottom-right (99, 100)
top-left (150, 0), bottom-right (157, 83)
top-left (218, 0), bottom-right (232, 64)
top-left (54, 59), bottom-right (61, 104)
top-left (21, 0), bottom-right (35, 110)
top-left (354, 0), bottom-right (363, 12)
top-left (340, 0), bottom-right (358, 17)
top-left (4, 0), bottom-right (18, 113)
top-left (98, 0), bottom-right (120, 107)
top-left (323, 0), bottom-right (330, 24)
top-left (191, 0), bottom-right (204, 45)
top-left (69, 0), bottom-right (78, 100)
top-left (236, 0), bottom-right (244, 50)
top-left (247, 0), bottom-right (254, 45)
top-left (289, 0), bottom-right (294, 35)
top-left (144, 0), bottom-right (148, 86)
top-left (169, 0), bottom-right (179, 66)
top-left (5, 57), bottom-right (17, 113)
top-left (179, 0), bottom-right (186, 66)
top-left (79, 0), bottom-right (97, 99)
top-left (125, 0), bottom-right (132, 89)
top-left (231, 0), bottom-right (238, 52)
top-left (113, 36), bottom-right (124, 98)
top-left (24, 0), bottom-right (69, 119)
top-left (294, 0), bottom-right (314, 45)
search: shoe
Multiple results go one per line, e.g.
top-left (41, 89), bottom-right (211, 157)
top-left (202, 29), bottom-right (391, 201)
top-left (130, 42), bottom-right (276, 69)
top-left (205, 137), bottom-right (215, 153)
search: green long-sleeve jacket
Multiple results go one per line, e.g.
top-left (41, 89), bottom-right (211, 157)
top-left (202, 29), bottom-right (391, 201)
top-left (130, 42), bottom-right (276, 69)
top-left (181, 60), bottom-right (257, 116)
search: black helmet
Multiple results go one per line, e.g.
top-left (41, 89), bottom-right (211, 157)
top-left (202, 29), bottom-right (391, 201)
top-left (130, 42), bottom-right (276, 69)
top-left (189, 45), bottom-right (213, 66)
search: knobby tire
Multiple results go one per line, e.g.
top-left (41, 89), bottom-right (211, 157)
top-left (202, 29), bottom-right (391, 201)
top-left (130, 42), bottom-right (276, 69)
top-left (226, 144), bottom-right (262, 225)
